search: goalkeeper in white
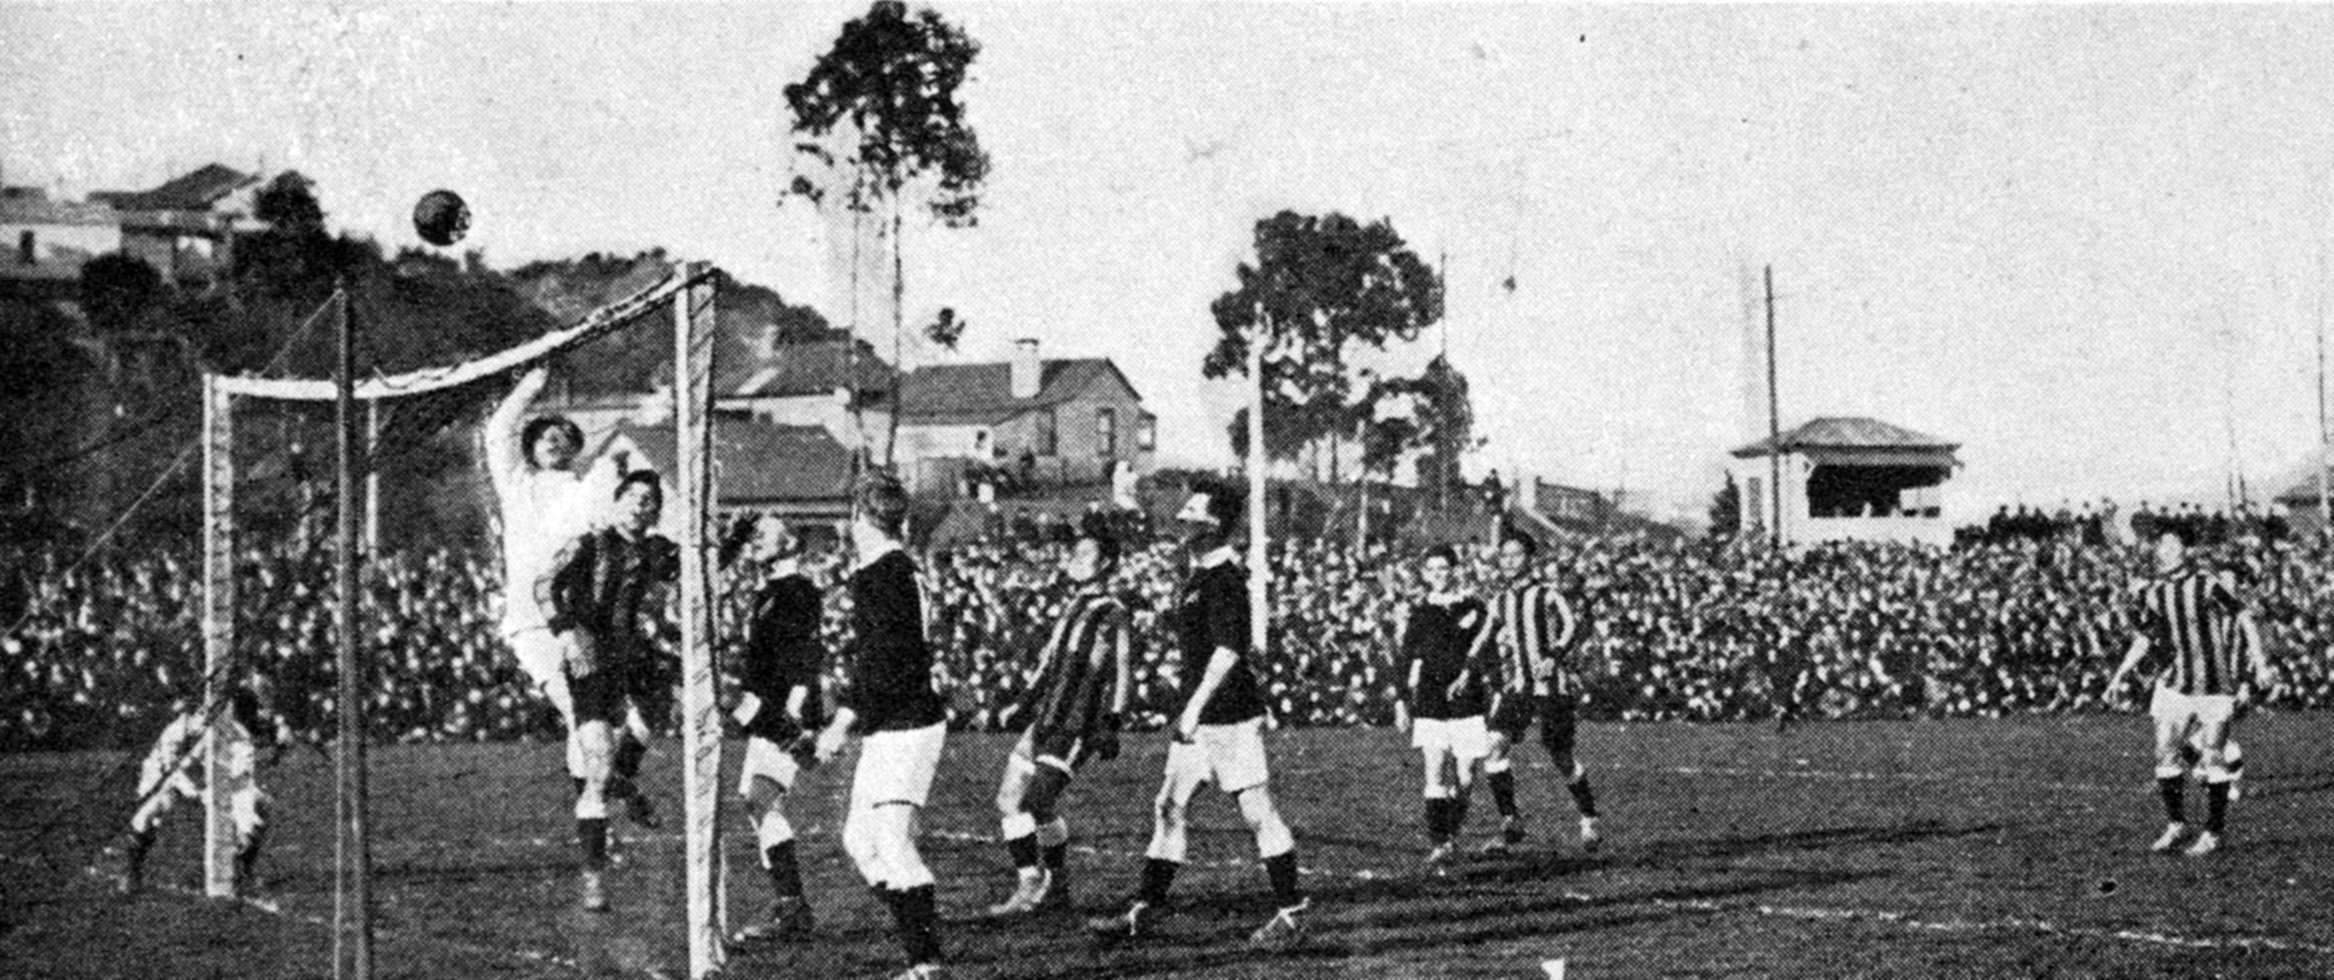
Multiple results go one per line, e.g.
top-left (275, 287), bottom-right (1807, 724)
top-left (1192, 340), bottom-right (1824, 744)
top-left (488, 367), bottom-right (655, 823)
top-left (118, 689), bottom-right (271, 894)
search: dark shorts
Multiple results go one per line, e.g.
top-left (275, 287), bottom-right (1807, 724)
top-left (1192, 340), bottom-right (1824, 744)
top-left (568, 653), bottom-right (674, 727)
top-left (1489, 691), bottom-right (1578, 760)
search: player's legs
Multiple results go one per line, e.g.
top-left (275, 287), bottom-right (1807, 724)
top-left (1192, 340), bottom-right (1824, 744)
top-left (1414, 719), bottom-right (1461, 857)
top-left (846, 724), bottom-right (947, 972)
top-left (1209, 720), bottom-right (1305, 949)
top-left (1092, 740), bottom-right (1207, 938)
top-left (231, 789), bottom-right (271, 888)
top-left (990, 731), bottom-right (1050, 914)
top-left (1537, 697), bottom-right (1601, 851)
top-left (2147, 688), bottom-right (2198, 852)
top-left (2185, 697), bottom-right (2238, 855)
top-left (569, 664), bottom-right (621, 910)
top-left (734, 738), bottom-right (812, 942)
top-left (1482, 692), bottom-right (1532, 852)
top-left (119, 782), bottom-right (186, 893)
top-left (509, 629), bottom-right (583, 778)
top-left (1444, 716), bottom-right (1489, 852)
top-left (606, 668), bottom-right (662, 828)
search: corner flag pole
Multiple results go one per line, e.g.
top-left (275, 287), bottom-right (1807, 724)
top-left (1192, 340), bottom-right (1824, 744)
top-left (1249, 312), bottom-right (1268, 665)
top-left (1764, 265), bottom-right (1782, 547)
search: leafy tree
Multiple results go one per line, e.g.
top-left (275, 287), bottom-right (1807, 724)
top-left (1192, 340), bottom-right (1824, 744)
top-left (78, 252), bottom-right (167, 336)
top-left (1708, 472), bottom-right (1742, 539)
top-left (784, 0), bottom-right (991, 466)
top-left (921, 306), bottom-right (965, 351)
top-left (1204, 210), bottom-right (1442, 509)
top-left (1400, 354), bottom-right (1479, 508)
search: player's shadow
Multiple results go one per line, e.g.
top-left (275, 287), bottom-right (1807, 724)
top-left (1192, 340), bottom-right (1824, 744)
top-left (975, 866), bottom-right (1885, 980)
top-left (1465, 817), bottom-right (2008, 881)
top-left (2248, 773), bottom-right (2334, 801)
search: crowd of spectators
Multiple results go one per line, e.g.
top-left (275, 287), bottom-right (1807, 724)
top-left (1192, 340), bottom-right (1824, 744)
top-left (6, 518), bottom-right (2334, 750)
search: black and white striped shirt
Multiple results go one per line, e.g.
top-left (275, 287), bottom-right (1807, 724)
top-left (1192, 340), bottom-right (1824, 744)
top-left (1487, 578), bottom-right (1576, 697)
top-left (1022, 591), bottom-right (1127, 742)
top-left (2136, 568), bottom-right (2249, 697)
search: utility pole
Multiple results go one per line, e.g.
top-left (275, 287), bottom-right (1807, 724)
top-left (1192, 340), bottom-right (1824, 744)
top-left (1765, 265), bottom-right (1782, 547)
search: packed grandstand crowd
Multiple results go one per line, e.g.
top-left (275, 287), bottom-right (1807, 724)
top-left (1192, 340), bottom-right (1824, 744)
top-left (1, 506), bottom-right (2327, 750)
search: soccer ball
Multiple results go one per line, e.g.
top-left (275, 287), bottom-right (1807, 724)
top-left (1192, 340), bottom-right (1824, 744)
top-left (412, 189), bottom-right (471, 247)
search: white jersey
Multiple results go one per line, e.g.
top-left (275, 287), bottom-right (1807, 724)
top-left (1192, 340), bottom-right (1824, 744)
top-left (138, 712), bottom-right (256, 801)
top-left (487, 380), bottom-right (618, 636)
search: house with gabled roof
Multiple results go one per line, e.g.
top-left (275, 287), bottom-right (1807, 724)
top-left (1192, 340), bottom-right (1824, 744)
top-left (590, 415), bottom-right (858, 533)
top-left (1729, 416), bottom-right (1960, 546)
top-left (895, 339), bottom-right (1156, 495)
top-left (1, 163), bottom-right (259, 300)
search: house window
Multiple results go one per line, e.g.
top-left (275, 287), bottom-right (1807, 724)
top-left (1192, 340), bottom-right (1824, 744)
top-left (17, 230), bottom-right (33, 265)
top-left (1035, 408), bottom-right (1057, 456)
top-left (1136, 415), bottom-right (1156, 452)
top-left (1096, 407), bottom-right (1117, 458)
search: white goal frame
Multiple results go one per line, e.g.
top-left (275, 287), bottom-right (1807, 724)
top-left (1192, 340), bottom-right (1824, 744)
top-left (199, 264), bottom-right (729, 978)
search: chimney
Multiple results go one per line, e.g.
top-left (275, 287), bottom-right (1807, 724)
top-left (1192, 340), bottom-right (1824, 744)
top-left (1011, 338), bottom-right (1041, 400)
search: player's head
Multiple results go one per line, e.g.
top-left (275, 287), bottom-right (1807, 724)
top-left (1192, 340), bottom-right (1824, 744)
top-left (1066, 512), bottom-right (1122, 584)
top-left (521, 415), bottom-right (583, 472)
top-left (1419, 543), bottom-right (1458, 591)
top-left (2152, 528), bottom-right (2190, 572)
top-left (614, 471), bottom-right (663, 534)
top-left (1175, 476), bottom-right (1241, 549)
top-left (852, 470), bottom-right (910, 544)
top-left (1498, 529), bottom-right (1538, 578)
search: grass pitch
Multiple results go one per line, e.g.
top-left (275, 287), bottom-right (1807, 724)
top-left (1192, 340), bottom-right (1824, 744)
top-left (5, 714), bottom-right (2333, 978)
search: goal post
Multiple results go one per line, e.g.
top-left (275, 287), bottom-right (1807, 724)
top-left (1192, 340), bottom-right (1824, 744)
top-left (200, 264), bottom-right (729, 977)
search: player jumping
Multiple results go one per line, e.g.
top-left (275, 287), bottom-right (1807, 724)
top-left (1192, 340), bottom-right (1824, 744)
top-left (1460, 530), bottom-right (1603, 856)
top-left (987, 514), bottom-right (1132, 916)
top-left (539, 471), bottom-right (680, 910)
top-left (1088, 479), bottom-right (1309, 951)
top-left (816, 471), bottom-right (948, 980)
top-left (2107, 529), bottom-right (2271, 857)
top-left (488, 368), bottom-right (659, 827)
top-left (722, 514), bottom-right (828, 943)
top-left (1392, 544), bottom-right (1491, 868)
top-left (118, 687), bottom-right (272, 895)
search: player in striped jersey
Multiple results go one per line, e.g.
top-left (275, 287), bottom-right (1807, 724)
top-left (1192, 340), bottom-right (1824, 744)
top-left (2107, 530), bottom-right (2271, 857)
top-left (987, 515), bottom-right (1133, 916)
top-left (1461, 530), bottom-right (1602, 856)
top-left (1392, 544), bottom-right (1491, 867)
top-left (720, 514), bottom-right (828, 943)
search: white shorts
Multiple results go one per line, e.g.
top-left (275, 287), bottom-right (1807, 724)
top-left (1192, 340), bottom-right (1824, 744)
top-left (135, 779), bottom-right (268, 836)
top-left (2151, 686), bottom-right (2237, 730)
top-left (738, 736), bottom-right (803, 795)
top-left (1411, 716), bottom-right (1491, 762)
top-left (508, 628), bottom-right (574, 720)
top-left (1160, 717), bottom-right (1271, 800)
top-left (849, 722), bottom-right (946, 810)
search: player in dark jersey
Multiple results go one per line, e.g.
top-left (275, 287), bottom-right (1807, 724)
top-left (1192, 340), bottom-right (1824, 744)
top-left (539, 471), bottom-right (680, 911)
top-left (1089, 479), bottom-right (1308, 951)
top-left (721, 514), bottom-right (828, 943)
top-left (2108, 530), bottom-right (2271, 857)
top-left (1460, 529), bottom-right (1602, 856)
top-left (986, 514), bottom-right (1133, 916)
top-left (815, 471), bottom-right (947, 980)
top-left (1392, 544), bottom-right (1491, 868)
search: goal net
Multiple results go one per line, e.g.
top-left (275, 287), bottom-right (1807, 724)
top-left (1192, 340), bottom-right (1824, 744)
top-left (200, 263), bottom-right (729, 977)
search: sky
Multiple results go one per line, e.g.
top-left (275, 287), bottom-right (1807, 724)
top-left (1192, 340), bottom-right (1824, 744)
top-left (8, 2), bottom-right (2334, 523)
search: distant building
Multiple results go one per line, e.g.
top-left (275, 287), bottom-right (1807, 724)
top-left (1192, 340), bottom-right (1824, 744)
top-left (1729, 416), bottom-right (1960, 547)
top-left (896, 339), bottom-right (1156, 496)
top-left (0, 164), bottom-right (259, 300)
top-left (590, 415), bottom-right (857, 535)
top-left (714, 337), bottom-right (897, 452)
